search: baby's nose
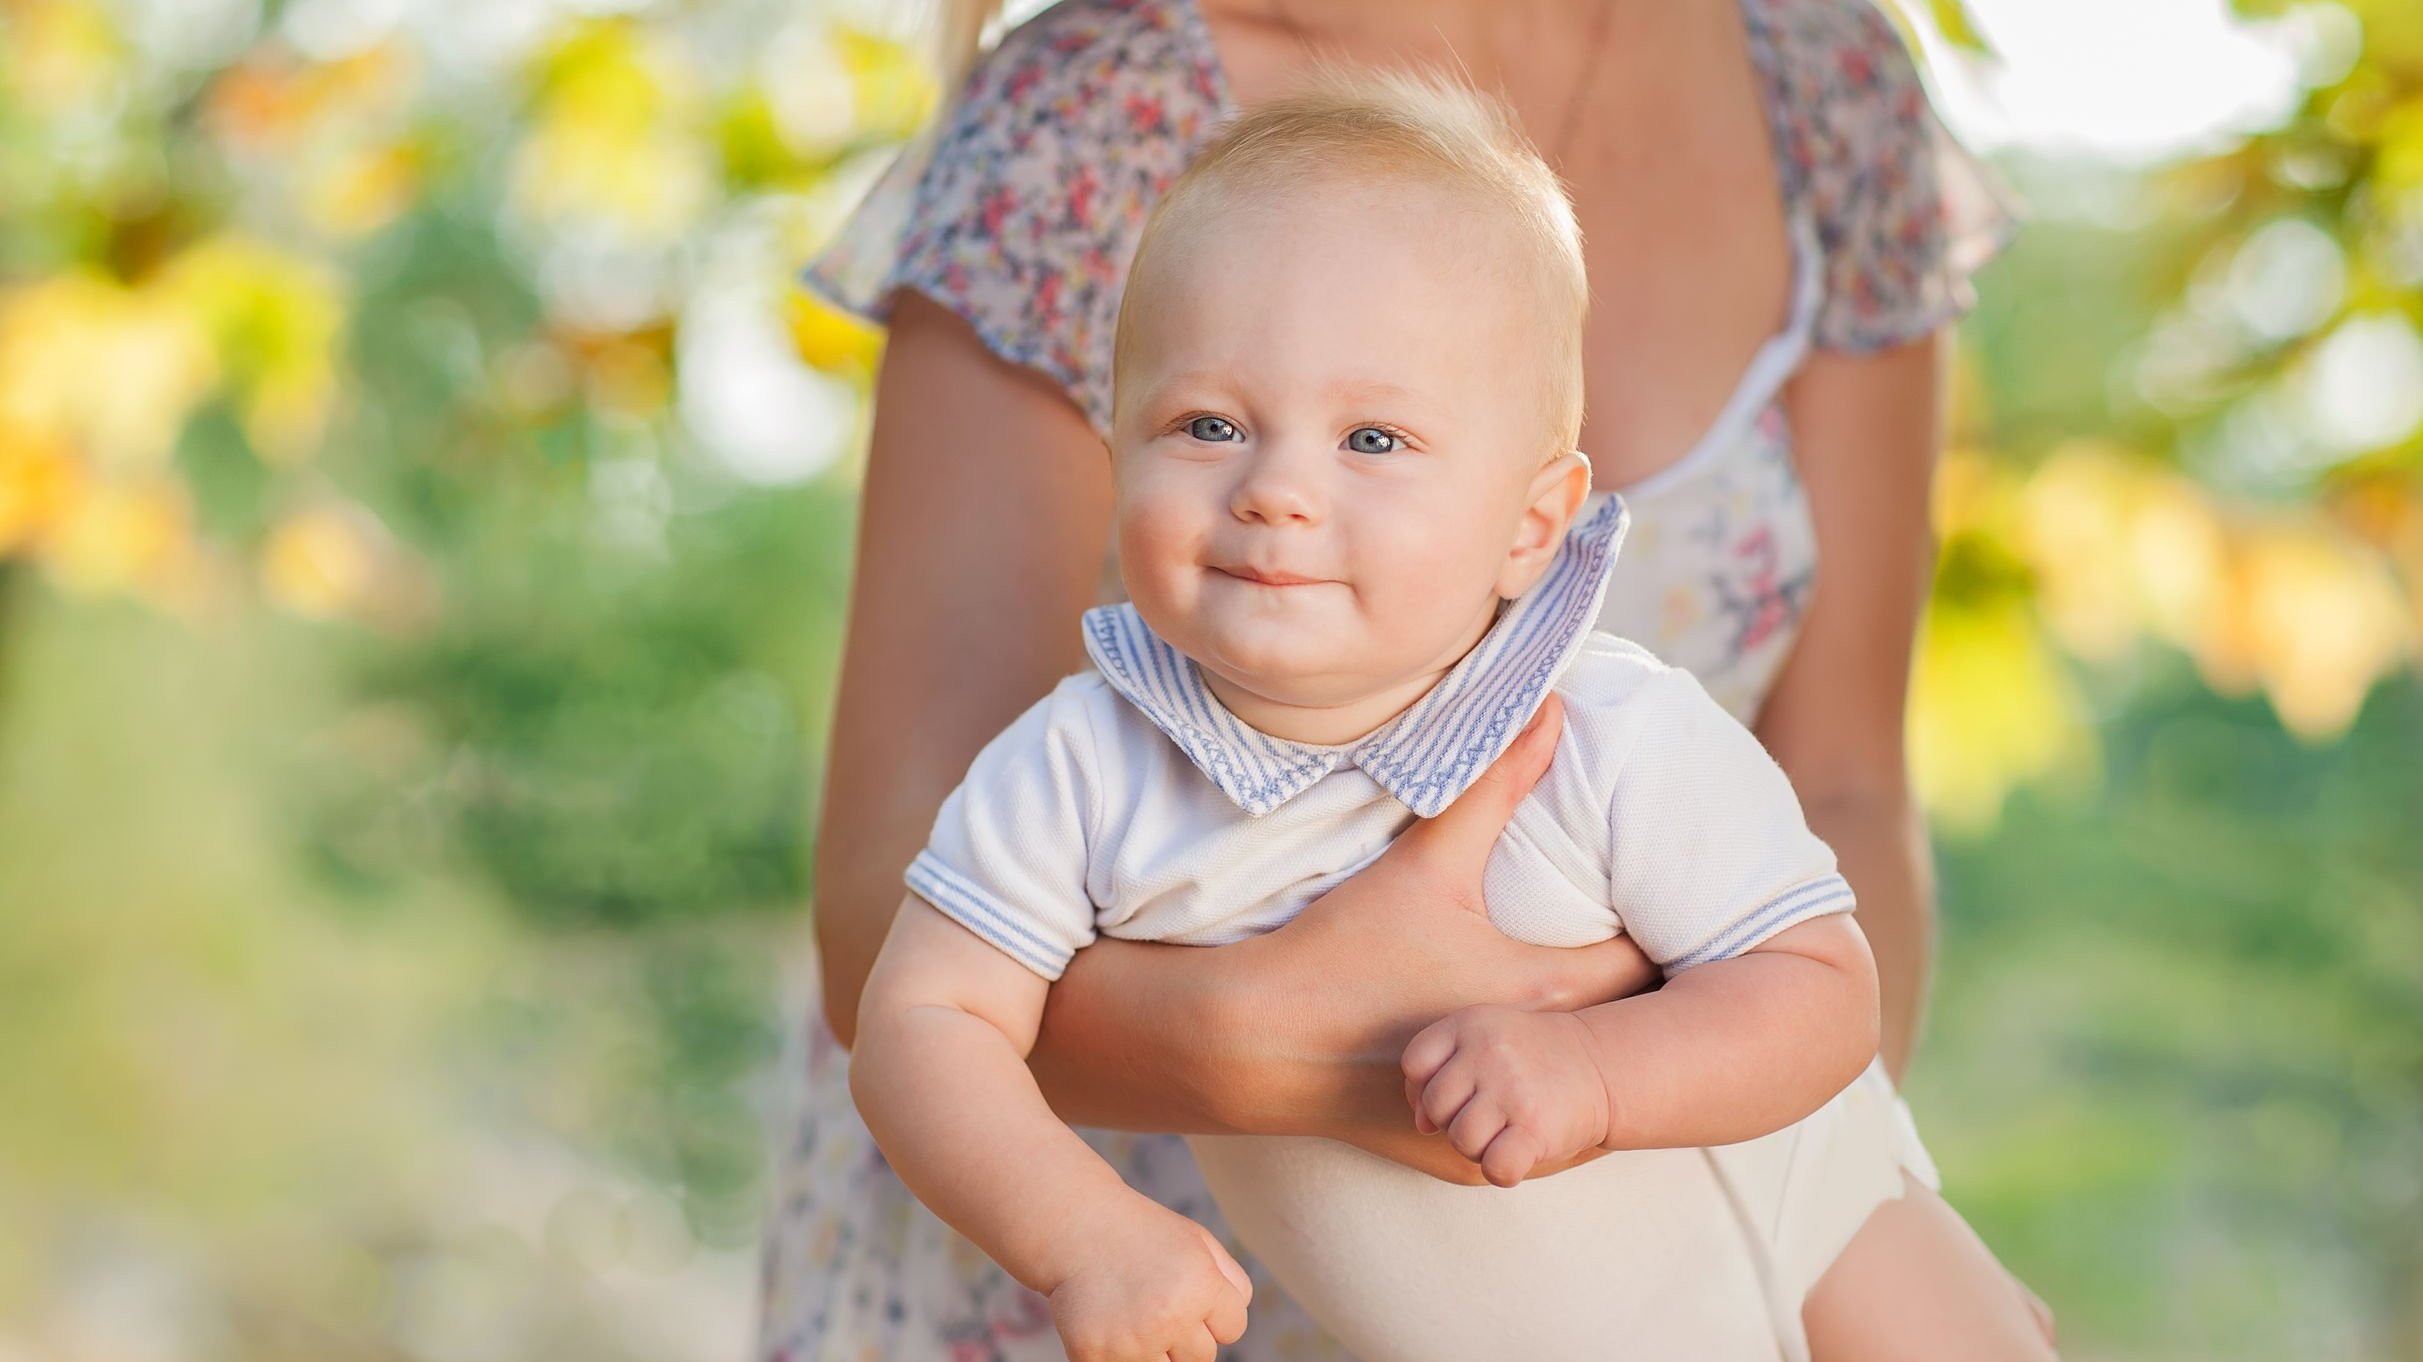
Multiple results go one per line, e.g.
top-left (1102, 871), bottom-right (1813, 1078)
top-left (1229, 443), bottom-right (1327, 525)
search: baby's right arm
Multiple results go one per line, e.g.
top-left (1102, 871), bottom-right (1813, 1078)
top-left (851, 895), bottom-right (1252, 1362)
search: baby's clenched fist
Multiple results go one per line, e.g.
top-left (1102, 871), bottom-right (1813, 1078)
top-left (1401, 1003), bottom-right (1614, 1188)
top-left (1047, 1202), bottom-right (1252, 1362)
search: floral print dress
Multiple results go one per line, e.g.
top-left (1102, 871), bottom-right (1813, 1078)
top-left (767, 1), bottom-right (2015, 1358)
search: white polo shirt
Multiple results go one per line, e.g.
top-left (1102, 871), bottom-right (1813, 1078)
top-left (905, 495), bottom-right (1854, 980)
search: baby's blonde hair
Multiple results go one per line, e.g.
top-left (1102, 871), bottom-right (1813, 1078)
top-left (1112, 63), bottom-right (1590, 453)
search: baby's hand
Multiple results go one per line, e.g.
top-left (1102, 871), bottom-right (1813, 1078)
top-left (1047, 1201), bottom-right (1252, 1362)
top-left (1402, 1004), bottom-right (1613, 1188)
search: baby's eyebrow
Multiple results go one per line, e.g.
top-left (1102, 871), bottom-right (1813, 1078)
top-left (1326, 378), bottom-right (1421, 405)
top-left (1129, 371), bottom-right (1242, 412)
top-left (1131, 371), bottom-right (1428, 415)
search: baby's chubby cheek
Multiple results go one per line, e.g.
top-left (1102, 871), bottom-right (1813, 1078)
top-left (1113, 496), bottom-right (1213, 617)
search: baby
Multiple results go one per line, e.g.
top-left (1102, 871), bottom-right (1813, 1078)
top-left (850, 68), bottom-right (2052, 1362)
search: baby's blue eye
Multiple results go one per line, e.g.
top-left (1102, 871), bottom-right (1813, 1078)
top-left (1347, 426), bottom-right (1401, 454)
top-left (1187, 415), bottom-right (1241, 442)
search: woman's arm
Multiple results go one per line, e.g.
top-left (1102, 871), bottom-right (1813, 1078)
top-left (816, 296), bottom-right (1655, 1164)
top-left (812, 289), bottom-right (1115, 1044)
top-left (1756, 334), bottom-right (1948, 1082)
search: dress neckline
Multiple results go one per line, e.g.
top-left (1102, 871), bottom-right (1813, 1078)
top-left (1166, 0), bottom-right (1822, 501)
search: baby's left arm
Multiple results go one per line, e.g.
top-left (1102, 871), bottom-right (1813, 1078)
top-left (1402, 667), bottom-right (1882, 1187)
top-left (1403, 914), bottom-right (1877, 1185)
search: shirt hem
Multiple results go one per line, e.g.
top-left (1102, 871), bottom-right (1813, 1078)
top-left (904, 852), bottom-right (1080, 981)
top-left (1665, 872), bottom-right (1857, 971)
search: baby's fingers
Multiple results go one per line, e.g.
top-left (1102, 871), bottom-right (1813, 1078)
top-left (1479, 1126), bottom-right (1544, 1188)
top-left (1400, 1017), bottom-right (1459, 1092)
top-left (1195, 1225), bottom-right (1252, 1304)
top-left (1168, 1323), bottom-right (1219, 1362)
top-left (1207, 1283), bottom-right (1249, 1347)
top-left (1446, 1095), bottom-right (1508, 1163)
top-left (1413, 1053), bottom-right (1477, 1136)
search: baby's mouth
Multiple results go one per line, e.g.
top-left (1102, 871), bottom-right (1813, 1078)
top-left (1213, 564), bottom-right (1330, 588)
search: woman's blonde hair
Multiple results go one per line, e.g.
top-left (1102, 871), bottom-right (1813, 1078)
top-left (1113, 62), bottom-right (1591, 450)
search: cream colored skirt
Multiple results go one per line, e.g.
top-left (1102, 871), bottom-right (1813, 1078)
top-left (1188, 1058), bottom-right (1931, 1362)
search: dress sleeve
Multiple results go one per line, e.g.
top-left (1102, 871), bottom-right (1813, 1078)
top-left (904, 678), bottom-right (1104, 981)
top-left (1784, 1), bottom-right (2020, 354)
top-left (799, 0), bottom-right (1219, 437)
top-left (1600, 667), bottom-right (1857, 972)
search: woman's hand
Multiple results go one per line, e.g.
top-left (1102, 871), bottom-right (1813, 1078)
top-left (1029, 694), bottom-right (1659, 1179)
top-left (1207, 695), bottom-right (1659, 1157)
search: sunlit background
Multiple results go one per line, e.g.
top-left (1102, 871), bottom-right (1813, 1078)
top-left (1, 0), bottom-right (2416, 1359)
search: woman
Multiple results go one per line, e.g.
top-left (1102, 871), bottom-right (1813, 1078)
top-left (763, 0), bottom-right (2020, 1357)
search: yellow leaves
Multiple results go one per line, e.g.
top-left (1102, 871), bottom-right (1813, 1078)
top-left (259, 499), bottom-right (429, 627)
top-left (2337, 475), bottom-right (2423, 644)
top-left (300, 139), bottom-right (425, 237)
top-left (533, 18), bottom-right (687, 130)
top-left (1921, 0), bottom-right (1991, 54)
top-left (207, 42), bottom-right (420, 152)
top-left (785, 285), bottom-right (882, 376)
top-left (2, 0), bottom-right (126, 122)
top-left (556, 324), bottom-right (674, 422)
top-left (507, 17), bottom-right (925, 235)
top-left (2020, 443), bottom-right (2227, 661)
top-left (1913, 449), bottom-right (2098, 835)
top-left (0, 429), bottom-right (85, 554)
top-left (0, 236), bottom-right (351, 613)
top-left (1912, 593), bottom-right (2097, 837)
top-left (41, 474), bottom-right (194, 597)
top-left (156, 235), bottom-right (348, 464)
top-left (204, 44), bottom-right (426, 242)
top-left (261, 504), bottom-right (376, 619)
top-left (2197, 519), bottom-right (2409, 739)
top-left (0, 401), bottom-right (210, 614)
top-left (161, 232), bottom-right (348, 460)
top-left (1917, 443), bottom-right (2418, 834)
top-left (2373, 93), bottom-right (2423, 197)
top-left (0, 272), bottom-right (218, 472)
top-left (0, 238), bottom-right (346, 482)
top-left (2018, 442), bottom-right (2410, 740)
top-left (832, 27), bottom-right (937, 142)
top-left (513, 19), bottom-right (712, 242)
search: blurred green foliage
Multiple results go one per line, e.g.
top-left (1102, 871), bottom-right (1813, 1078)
top-left (0, 0), bottom-right (2417, 1359)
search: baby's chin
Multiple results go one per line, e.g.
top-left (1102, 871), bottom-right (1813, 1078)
top-left (1189, 637), bottom-right (1387, 710)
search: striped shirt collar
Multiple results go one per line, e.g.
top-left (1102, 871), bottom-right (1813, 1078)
top-left (1082, 494), bottom-right (1630, 818)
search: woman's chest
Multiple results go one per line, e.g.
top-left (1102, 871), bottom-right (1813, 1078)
top-left (1562, 44), bottom-right (1795, 487)
top-left (1571, 187), bottom-right (1792, 485)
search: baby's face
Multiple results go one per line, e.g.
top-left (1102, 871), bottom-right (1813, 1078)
top-left (1111, 180), bottom-right (1576, 716)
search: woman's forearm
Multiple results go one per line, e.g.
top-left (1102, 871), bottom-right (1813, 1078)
top-left (1030, 937), bottom-right (1525, 1184)
top-left (1027, 932), bottom-right (1403, 1139)
top-left (1802, 789), bottom-right (1936, 1082)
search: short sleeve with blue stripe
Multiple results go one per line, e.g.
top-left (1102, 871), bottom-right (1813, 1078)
top-left (1598, 666), bottom-right (1856, 971)
top-left (905, 676), bottom-right (1103, 981)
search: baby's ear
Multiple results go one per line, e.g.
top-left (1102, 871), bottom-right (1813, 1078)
top-left (1497, 450), bottom-right (1593, 599)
